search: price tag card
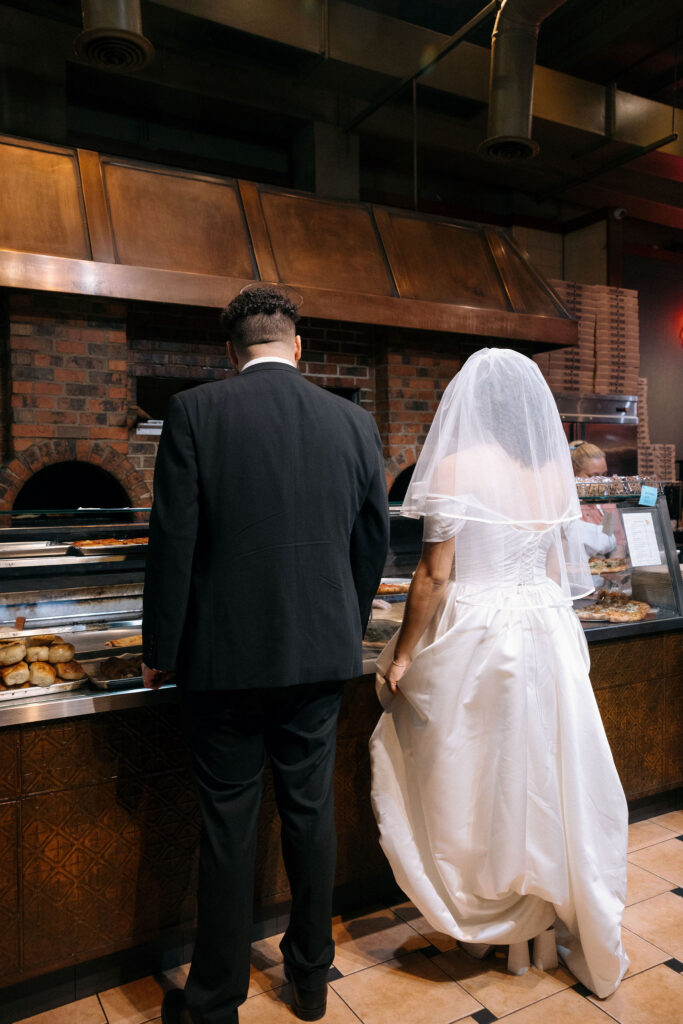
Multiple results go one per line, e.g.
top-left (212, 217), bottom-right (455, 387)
top-left (639, 485), bottom-right (658, 506)
top-left (622, 512), bottom-right (662, 567)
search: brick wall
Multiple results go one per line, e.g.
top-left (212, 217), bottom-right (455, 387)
top-left (0, 292), bottom-right (465, 508)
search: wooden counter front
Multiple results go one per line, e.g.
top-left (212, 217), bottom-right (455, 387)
top-left (0, 629), bottom-right (680, 998)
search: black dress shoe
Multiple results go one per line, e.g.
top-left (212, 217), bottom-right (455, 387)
top-left (161, 988), bottom-right (195, 1024)
top-left (285, 971), bottom-right (328, 1021)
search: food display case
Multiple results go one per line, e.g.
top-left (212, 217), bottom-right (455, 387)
top-left (0, 507), bottom-right (172, 725)
top-left (573, 485), bottom-right (683, 640)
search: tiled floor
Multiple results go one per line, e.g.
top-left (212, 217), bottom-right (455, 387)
top-left (16, 809), bottom-right (683, 1024)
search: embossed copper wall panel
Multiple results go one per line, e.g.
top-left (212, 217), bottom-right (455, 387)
top-left (595, 679), bottom-right (665, 796)
top-left (101, 160), bottom-right (255, 278)
top-left (21, 770), bottom-right (199, 971)
top-left (0, 801), bottom-right (20, 980)
top-left (0, 138), bottom-right (90, 260)
top-left (0, 727), bottom-right (20, 801)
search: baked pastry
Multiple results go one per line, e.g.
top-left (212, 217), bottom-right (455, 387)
top-left (56, 660), bottom-right (87, 681)
top-left (30, 661), bottom-right (57, 687)
top-left (377, 582), bottom-right (411, 595)
top-left (1, 661), bottom-right (30, 687)
top-left (48, 642), bottom-right (76, 664)
top-left (0, 642), bottom-right (26, 666)
top-left (26, 643), bottom-right (50, 662)
top-left (28, 634), bottom-right (60, 645)
top-left (104, 634), bottom-right (143, 648)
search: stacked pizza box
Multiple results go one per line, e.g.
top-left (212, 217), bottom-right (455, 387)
top-left (638, 443), bottom-right (676, 481)
top-left (534, 280), bottom-right (596, 392)
top-left (636, 378), bottom-right (675, 480)
top-left (536, 282), bottom-right (639, 396)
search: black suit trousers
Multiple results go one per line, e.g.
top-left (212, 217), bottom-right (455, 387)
top-left (179, 682), bottom-right (344, 1024)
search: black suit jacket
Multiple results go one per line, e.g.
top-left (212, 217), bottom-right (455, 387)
top-left (142, 363), bottom-right (389, 690)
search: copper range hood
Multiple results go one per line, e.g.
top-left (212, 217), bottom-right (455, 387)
top-left (0, 135), bottom-right (576, 349)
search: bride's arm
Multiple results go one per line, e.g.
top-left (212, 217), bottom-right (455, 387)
top-left (385, 537), bottom-right (455, 693)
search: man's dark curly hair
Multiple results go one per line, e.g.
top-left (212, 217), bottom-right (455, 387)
top-left (220, 287), bottom-right (300, 350)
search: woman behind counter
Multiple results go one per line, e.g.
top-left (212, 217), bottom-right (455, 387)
top-left (570, 441), bottom-right (623, 557)
top-left (370, 348), bottom-right (629, 999)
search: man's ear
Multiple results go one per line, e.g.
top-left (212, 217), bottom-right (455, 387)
top-left (293, 334), bottom-right (302, 363)
top-left (227, 340), bottom-right (239, 368)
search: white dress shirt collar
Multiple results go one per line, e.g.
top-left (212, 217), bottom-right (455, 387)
top-left (240, 355), bottom-right (297, 372)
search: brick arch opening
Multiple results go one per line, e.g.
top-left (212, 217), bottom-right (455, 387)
top-left (0, 440), bottom-right (152, 511)
top-left (384, 448), bottom-right (418, 496)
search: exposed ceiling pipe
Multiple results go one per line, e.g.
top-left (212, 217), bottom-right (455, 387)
top-left (74, 0), bottom-right (154, 73)
top-left (480, 0), bottom-right (568, 160)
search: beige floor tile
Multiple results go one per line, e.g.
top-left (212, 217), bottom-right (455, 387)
top-left (161, 962), bottom-right (189, 990)
top-left (588, 963), bottom-right (683, 1022)
top-left (650, 809), bottom-right (683, 833)
top-left (239, 983), bottom-right (360, 1022)
top-left (433, 945), bottom-right (576, 1017)
top-left (622, 927), bottom-right (671, 977)
top-left (627, 838), bottom-right (683, 887)
top-left (98, 976), bottom-right (166, 1024)
top-left (627, 820), bottom-right (673, 853)
top-left (331, 907), bottom-right (431, 975)
top-left (491, 987), bottom-right (610, 1022)
top-left (331, 951), bottom-right (482, 1024)
top-left (393, 913), bottom-right (456, 950)
top-left (14, 996), bottom-right (106, 1024)
top-left (247, 932), bottom-right (287, 996)
top-left (622, 892), bottom-right (683, 959)
top-left (625, 862), bottom-right (675, 905)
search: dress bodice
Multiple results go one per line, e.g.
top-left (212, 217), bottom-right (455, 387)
top-left (453, 520), bottom-right (555, 588)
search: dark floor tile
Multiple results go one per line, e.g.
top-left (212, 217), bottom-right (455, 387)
top-left (672, 887), bottom-right (683, 897)
top-left (571, 981), bottom-right (593, 997)
top-left (472, 1009), bottom-right (498, 1024)
top-left (664, 958), bottom-right (683, 973)
top-left (420, 943), bottom-right (442, 958)
top-left (327, 965), bottom-right (343, 981)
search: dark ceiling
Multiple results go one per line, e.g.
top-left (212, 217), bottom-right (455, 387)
top-left (1, 0), bottom-right (681, 255)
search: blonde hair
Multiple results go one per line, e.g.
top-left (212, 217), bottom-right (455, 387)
top-left (569, 441), bottom-right (606, 475)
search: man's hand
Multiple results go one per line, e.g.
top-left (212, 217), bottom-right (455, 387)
top-left (142, 663), bottom-right (174, 690)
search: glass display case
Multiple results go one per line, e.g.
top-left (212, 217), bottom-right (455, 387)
top-left (0, 507), bottom-right (153, 721)
top-left (572, 492), bottom-right (683, 638)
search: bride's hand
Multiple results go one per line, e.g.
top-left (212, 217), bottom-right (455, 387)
top-left (385, 655), bottom-right (411, 694)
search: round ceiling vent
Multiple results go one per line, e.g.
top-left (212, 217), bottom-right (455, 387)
top-left (74, 27), bottom-right (154, 71)
top-left (479, 136), bottom-right (540, 161)
top-left (74, 0), bottom-right (154, 73)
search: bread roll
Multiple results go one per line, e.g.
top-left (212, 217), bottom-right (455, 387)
top-left (28, 634), bottom-right (60, 645)
top-left (0, 642), bottom-right (26, 666)
top-left (56, 660), bottom-right (86, 681)
top-left (1, 661), bottom-right (30, 687)
top-left (48, 642), bottom-right (75, 664)
top-left (26, 644), bottom-right (50, 663)
top-left (30, 661), bottom-right (57, 687)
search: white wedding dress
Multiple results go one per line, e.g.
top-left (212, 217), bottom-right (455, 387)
top-left (370, 519), bottom-right (629, 999)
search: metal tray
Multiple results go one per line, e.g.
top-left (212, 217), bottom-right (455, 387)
top-left (0, 679), bottom-right (86, 701)
top-left (81, 657), bottom-right (143, 691)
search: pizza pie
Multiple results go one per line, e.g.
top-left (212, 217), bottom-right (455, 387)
top-left (577, 589), bottom-right (650, 623)
top-left (377, 582), bottom-right (411, 595)
top-left (72, 537), bottom-right (148, 547)
top-left (588, 557), bottom-right (628, 575)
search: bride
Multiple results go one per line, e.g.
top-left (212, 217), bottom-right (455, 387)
top-left (370, 348), bottom-right (629, 998)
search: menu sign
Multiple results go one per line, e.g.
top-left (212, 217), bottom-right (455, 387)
top-left (622, 512), bottom-right (662, 567)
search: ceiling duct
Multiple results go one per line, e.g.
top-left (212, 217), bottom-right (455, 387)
top-left (74, 0), bottom-right (154, 72)
top-left (480, 0), bottom-right (567, 160)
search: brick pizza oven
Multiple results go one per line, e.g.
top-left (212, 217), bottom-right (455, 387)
top-left (0, 289), bottom-right (468, 508)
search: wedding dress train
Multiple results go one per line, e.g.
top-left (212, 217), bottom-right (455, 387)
top-left (370, 521), bottom-right (629, 999)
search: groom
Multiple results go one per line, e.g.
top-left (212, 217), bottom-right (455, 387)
top-left (142, 286), bottom-right (388, 1024)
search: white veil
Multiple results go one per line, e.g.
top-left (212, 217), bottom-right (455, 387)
top-left (402, 348), bottom-right (593, 600)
